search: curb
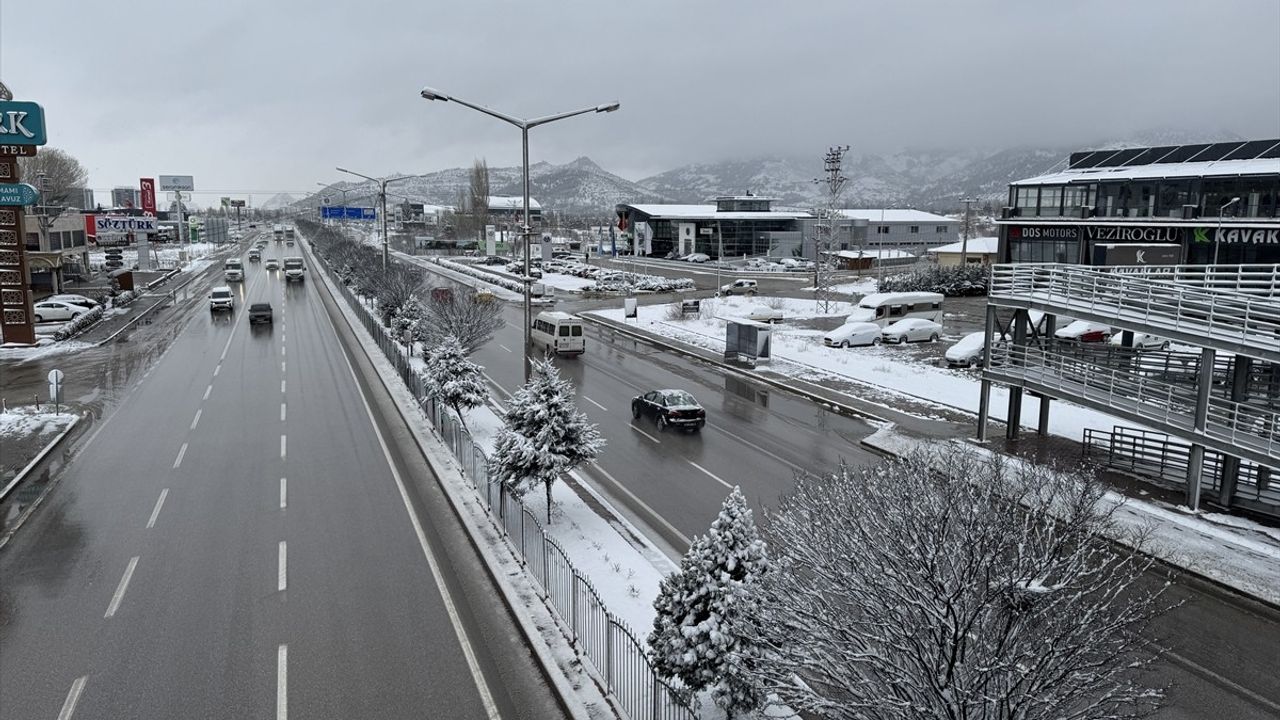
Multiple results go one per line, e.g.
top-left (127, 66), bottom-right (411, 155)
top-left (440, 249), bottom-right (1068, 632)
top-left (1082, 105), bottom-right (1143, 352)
top-left (303, 237), bottom-right (606, 720)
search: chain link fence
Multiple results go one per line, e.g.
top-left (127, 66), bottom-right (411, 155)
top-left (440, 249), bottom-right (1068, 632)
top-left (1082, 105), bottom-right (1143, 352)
top-left (308, 232), bottom-right (695, 720)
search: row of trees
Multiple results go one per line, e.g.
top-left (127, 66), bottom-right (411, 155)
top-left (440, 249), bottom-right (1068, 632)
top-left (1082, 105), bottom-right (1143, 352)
top-left (649, 451), bottom-right (1172, 719)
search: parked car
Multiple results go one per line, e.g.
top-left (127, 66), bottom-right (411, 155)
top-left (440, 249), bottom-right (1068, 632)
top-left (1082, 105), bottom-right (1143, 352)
top-left (32, 300), bottom-right (87, 323)
top-left (824, 321), bottom-right (882, 348)
top-left (945, 331), bottom-right (1007, 367)
top-left (631, 389), bottom-right (706, 432)
top-left (882, 318), bottom-right (943, 344)
top-left (682, 253), bottom-right (710, 263)
top-left (1055, 320), bottom-right (1112, 343)
top-left (1108, 332), bottom-right (1169, 351)
top-left (480, 255), bottom-right (507, 266)
top-left (265, 258), bottom-right (280, 270)
top-left (248, 302), bottom-right (274, 324)
top-left (209, 286), bottom-right (234, 312)
top-left (47, 293), bottom-right (98, 309)
top-left (719, 279), bottom-right (758, 296)
top-left (743, 304), bottom-right (784, 323)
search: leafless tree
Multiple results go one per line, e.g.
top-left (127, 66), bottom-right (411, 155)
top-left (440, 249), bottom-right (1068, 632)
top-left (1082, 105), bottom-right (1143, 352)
top-left (18, 147), bottom-right (88, 207)
top-left (414, 290), bottom-right (505, 353)
top-left (368, 263), bottom-right (424, 323)
top-left (469, 158), bottom-right (490, 241)
top-left (749, 448), bottom-right (1171, 720)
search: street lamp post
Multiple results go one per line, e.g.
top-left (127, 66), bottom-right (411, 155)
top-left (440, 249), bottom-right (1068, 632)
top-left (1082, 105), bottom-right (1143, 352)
top-left (335, 168), bottom-right (416, 270)
top-left (1213, 196), bottom-right (1241, 266)
top-left (419, 86), bottom-right (619, 381)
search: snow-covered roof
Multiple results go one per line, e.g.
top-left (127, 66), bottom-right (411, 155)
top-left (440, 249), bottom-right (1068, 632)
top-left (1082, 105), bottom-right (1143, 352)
top-left (1011, 157), bottom-right (1280, 186)
top-left (488, 196), bottom-right (542, 211)
top-left (622, 203), bottom-right (814, 220)
top-left (835, 209), bottom-right (957, 224)
top-left (926, 237), bottom-right (999, 255)
top-left (830, 249), bottom-right (916, 260)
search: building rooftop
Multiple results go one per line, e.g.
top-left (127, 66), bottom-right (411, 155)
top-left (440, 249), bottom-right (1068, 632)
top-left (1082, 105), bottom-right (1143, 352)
top-left (829, 248), bottom-right (917, 260)
top-left (488, 196), bottom-right (542, 211)
top-left (1012, 156), bottom-right (1280, 186)
top-left (926, 237), bottom-right (999, 255)
top-left (835, 209), bottom-right (956, 223)
top-left (621, 203), bottom-right (814, 220)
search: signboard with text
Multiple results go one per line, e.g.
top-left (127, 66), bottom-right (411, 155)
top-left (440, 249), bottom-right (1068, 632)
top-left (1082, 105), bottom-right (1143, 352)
top-left (140, 178), bottom-right (157, 215)
top-left (158, 175), bottom-right (194, 191)
top-left (0, 182), bottom-right (38, 206)
top-left (0, 101), bottom-right (47, 145)
top-left (95, 215), bottom-right (158, 233)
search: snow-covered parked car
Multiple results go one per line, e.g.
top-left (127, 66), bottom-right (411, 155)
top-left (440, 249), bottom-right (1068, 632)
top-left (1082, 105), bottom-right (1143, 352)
top-left (47, 293), bottom-right (99, 309)
top-left (823, 321), bottom-right (882, 348)
top-left (742, 304), bottom-right (783, 324)
top-left (1055, 320), bottom-right (1112, 343)
top-left (1108, 332), bottom-right (1169, 351)
top-left (682, 253), bottom-right (710, 263)
top-left (946, 331), bottom-right (1006, 367)
top-left (32, 299), bottom-right (89, 323)
top-left (882, 318), bottom-right (943, 344)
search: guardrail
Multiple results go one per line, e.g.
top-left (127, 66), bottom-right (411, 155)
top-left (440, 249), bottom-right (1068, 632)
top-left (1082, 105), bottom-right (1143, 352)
top-left (312, 238), bottom-right (694, 720)
top-left (989, 263), bottom-right (1280, 361)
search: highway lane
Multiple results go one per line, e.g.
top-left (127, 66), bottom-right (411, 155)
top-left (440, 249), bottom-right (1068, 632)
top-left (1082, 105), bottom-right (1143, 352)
top-left (0, 239), bottom-right (564, 719)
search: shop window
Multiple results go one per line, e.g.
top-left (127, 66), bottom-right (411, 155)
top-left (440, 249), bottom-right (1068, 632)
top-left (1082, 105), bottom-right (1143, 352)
top-left (909, 226), bottom-right (919, 234)
top-left (1038, 186), bottom-right (1062, 217)
top-left (936, 226), bottom-right (947, 233)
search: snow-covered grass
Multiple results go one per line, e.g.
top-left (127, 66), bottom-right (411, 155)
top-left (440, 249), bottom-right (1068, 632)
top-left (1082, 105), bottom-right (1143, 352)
top-left (0, 339), bottom-right (95, 360)
top-left (89, 241), bottom-right (220, 270)
top-left (0, 406), bottom-right (76, 440)
top-left (589, 296), bottom-right (1148, 443)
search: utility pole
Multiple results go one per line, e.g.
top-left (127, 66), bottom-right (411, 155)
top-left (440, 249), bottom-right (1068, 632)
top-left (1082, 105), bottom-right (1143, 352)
top-left (959, 196), bottom-right (977, 266)
top-left (812, 145), bottom-right (850, 313)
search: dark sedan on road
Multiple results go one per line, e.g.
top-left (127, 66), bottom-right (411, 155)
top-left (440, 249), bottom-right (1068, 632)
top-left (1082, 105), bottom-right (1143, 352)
top-left (632, 389), bottom-right (706, 432)
top-left (248, 302), bottom-right (273, 324)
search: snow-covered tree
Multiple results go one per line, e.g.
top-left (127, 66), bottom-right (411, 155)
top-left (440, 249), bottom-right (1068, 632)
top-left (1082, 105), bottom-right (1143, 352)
top-left (391, 297), bottom-right (424, 349)
top-left (489, 359), bottom-right (603, 523)
top-left (648, 487), bottom-right (771, 716)
top-left (413, 290), bottom-right (504, 354)
top-left (422, 335), bottom-right (487, 431)
top-left (749, 449), bottom-right (1172, 720)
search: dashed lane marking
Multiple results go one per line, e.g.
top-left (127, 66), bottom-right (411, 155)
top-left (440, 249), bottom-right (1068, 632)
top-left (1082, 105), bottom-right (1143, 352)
top-left (146, 489), bottom-right (169, 529)
top-left (631, 426), bottom-right (660, 444)
top-left (56, 676), bottom-right (88, 720)
top-left (173, 442), bottom-right (188, 469)
top-left (277, 541), bottom-right (287, 592)
top-left (583, 396), bottom-right (607, 412)
top-left (203, 384), bottom-right (213, 401)
top-left (280, 435), bottom-right (287, 459)
top-left (277, 644), bottom-right (288, 720)
top-left (280, 478), bottom-right (287, 510)
top-left (280, 403), bottom-right (287, 422)
top-left (190, 409), bottom-right (202, 430)
top-left (687, 460), bottom-right (734, 491)
top-left (104, 556), bottom-right (139, 618)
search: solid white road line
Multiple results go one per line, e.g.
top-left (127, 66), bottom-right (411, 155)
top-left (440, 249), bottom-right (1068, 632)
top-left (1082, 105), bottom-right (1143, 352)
top-left (280, 435), bottom-right (287, 459)
top-left (326, 308), bottom-right (502, 719)
top-left (203, 384), bottom-right (213, 401)
top-left (280, 477), bottom-right (287, 510)
top-left (497, 344), bottom-right (512, 353)
top-left (276, 644), bottom-right (288, 720)
top-left (280, 403), bottom-right (287, 422)
top-left (278, 541), bottom-right (287, 592)
top-left (687, 460), bottom-right (734, 491)
top-left (631, 426), bottom-right (661, 444)
top-left (173, 442), bottom-right (188, 469)
top-left (280, 380), bottom-right (286, 393)
top-left (56, 676), bottom-right (88, 720)
top-left (190, 409), bottom-right (202, 430)
top-left (1167, 649), bottom-right (1280, 714)
top-left (583, 396), bottom-right (607, 412)
top-left (574, 465), bottom-right (691, 548)
top-left (146, 489), bottom-right (169, 529)
top-left (104, 556), bottom-right (139, 618)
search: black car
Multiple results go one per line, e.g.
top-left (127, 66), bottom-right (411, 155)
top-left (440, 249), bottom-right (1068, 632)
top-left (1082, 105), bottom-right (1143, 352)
top-left (480, 256), bottom-right (508, 266)
top-left (632, 389), bottom-right (706, 432)
top-left (248, 302), bottom-right (274, 324)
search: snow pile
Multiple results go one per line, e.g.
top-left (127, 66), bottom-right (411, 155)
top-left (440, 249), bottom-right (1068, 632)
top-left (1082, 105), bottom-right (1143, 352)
top-left (436, 258), bottom-right (524, 293)
top-left (0, 339), bottom-right (94, 360)
top-left (0, 406), bottom-right (76, 440)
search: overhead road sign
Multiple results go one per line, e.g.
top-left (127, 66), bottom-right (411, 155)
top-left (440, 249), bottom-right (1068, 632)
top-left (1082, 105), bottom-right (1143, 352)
top-left (0, 182), bottom-right (39, 205)
top-left (0, 101), bottom-right (47, 145)
top-left (158, 175), bottom-right (194, 191)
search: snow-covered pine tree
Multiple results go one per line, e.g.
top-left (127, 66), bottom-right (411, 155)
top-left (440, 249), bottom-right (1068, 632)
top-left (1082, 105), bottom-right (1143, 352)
top-left (422, 335), bottom-right (487, 432)
top-left (489, 358), bottom-right (604, 523)
top-left (648, 486), bottom-right (770, 716)
top-left (391, 297), bottom-right (424, 352)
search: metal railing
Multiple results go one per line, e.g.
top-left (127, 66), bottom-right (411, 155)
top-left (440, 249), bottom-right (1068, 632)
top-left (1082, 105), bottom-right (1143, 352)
top-left (1083, 425), bottom-right (1278, 517)
top-left (308, 233), bottom-right (694, 720)
top-left (989, 263), bottom-right (1280, 361)
top-left (990, 345), bottom-right (1280, 463)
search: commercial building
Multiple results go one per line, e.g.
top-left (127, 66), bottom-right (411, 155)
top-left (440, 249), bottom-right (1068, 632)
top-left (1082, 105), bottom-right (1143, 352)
top-left (614, 196), bottom-right (812, 258)
top-left (926, 237), bottom-right (998, 266)
top-left (834, 209), bottom-right (959, 252)
top-left (24, 210), bottom-right (90, 291)
top-left (66, 188), bottom-right (95, 211)
top-left (996, 138), bottom-right (1280, 266)
top-left (485, 196), bottom-right (541, 224)
top-left (979, 138), bottom-right (1280, 519)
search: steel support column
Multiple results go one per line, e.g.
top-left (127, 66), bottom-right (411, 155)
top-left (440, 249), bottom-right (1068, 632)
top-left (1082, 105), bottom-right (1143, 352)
top-left (1006, 308), bottom-right (1028, 440)
top-left (1185, 347), bottom-right (1217, 511)
top-left (1217, 356), bottom-right (1253, 507)
top-left (976, 304), bottom-right (996, 442)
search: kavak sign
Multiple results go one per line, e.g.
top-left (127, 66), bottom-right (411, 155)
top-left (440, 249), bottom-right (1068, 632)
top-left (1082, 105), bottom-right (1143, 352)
top-left (1193, 226), bottom-right (1280, 245)
top-left (95, 215), bottom-right (158, 233)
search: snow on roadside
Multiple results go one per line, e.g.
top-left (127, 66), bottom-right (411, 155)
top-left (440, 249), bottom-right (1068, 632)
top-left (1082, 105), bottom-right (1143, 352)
top-left (0, 406), bottom-right (76, 440)
top-left (0, 339), bottom-right (95, 361)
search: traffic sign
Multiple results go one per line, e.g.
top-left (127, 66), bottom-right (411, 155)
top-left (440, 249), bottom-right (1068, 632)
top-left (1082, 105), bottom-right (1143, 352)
top-left (0, 182), bottom-right (39, 206)
top-left (48, 369), bottom-right (64, 384)
top-left (0, 101), bottom-right (47, 145)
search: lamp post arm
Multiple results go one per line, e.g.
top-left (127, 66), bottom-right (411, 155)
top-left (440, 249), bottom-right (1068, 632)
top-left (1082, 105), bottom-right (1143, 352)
top-left (439, 96), bottom-right (525, 129)
top-left (526, 105), bottom-right (602, 129)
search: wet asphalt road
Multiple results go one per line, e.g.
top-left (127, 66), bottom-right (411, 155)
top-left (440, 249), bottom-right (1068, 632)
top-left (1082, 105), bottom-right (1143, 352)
top-left (0, 234), bottom-right (562, 720)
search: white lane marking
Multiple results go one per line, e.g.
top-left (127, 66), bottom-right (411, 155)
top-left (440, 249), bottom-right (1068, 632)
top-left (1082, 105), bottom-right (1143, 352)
top-left (687, 460), bottom-right (734, 491)
top-left (277, 541), bottom-right (287, 592)
top-left (281, 345), bottom-right (286, 357)
top-left (280, 380), bottom-right (286, 393)
top-left (280, 403), bottom-right (287, 422)
top-left (583, 396), bottom-right (607, 412)
top-left (573, 465), bottom-right (691, 548)
top-left (281, 361), bottom-right (286, 374)
top-left (276, 644), bottom-right (288, 720)
top-left (1167, 649), bottom-right (1280, 714)
top-left (173, 442), bottom-right (188, 469)
top-left (213, 364), bottom-right (221, 377)
top-left (631, 425), bottom-right (660, 444)
top-left (497, 343), bottom-right (512, 353)
top-left (104, 556), bottom-right (139, 618)
top-left (280, 435), bottom-right (287, 459)
top-left (327, 307), bottom-right (502, 719)
top-left (146, 488), bottom-right (169, 529)
top-left (190, 408), bottom-right (202, 430)
top-left (57, 676), bottom-right (88, 720)
top-left (280, 477), bottom-right (287, 510)
top-left (203, 384), bottom-right (213, 401)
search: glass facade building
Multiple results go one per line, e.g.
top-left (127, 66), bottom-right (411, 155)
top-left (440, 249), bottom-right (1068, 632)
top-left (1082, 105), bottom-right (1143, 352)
top-left (615, 197), bottom-right (812, 258)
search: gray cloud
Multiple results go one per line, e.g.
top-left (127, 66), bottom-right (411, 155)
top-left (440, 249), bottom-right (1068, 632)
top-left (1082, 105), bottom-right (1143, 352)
top-left (7, 0), bottom-right (1278, 206)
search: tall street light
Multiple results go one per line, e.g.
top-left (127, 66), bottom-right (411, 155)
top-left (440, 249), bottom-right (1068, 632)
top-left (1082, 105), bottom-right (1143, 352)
top-left (1213, 196), bottom-right (1241, 266)
top-left (335, 167), bottom-right (417, 270)
top-left (419, 85), bottom-right (620, 381)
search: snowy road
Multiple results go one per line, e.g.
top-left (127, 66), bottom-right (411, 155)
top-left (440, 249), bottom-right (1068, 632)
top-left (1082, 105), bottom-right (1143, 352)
top-left (0, 234), bottom-right (563, 720)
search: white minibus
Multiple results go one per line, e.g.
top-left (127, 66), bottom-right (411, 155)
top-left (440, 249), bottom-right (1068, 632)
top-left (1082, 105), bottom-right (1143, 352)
top-left (845, 292), bottom-right (944, 327)
top-left (531, 311), bottom-right (585, 356)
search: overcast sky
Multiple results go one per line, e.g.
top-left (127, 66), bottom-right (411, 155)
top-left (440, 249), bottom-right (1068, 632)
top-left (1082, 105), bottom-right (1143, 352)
top-left (5, 0), bottom-right (1278, 205)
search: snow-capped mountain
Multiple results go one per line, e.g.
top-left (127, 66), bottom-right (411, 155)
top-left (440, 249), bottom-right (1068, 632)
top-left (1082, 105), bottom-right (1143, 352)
top-left (260, 192), bottom-right (300, 210)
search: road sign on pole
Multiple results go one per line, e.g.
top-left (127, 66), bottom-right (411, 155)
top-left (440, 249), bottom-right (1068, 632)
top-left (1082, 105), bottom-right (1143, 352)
top-left (48, 368), bottom-right (63, 413)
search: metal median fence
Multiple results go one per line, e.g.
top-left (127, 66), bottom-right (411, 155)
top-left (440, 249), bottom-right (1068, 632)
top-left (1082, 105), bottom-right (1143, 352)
top-left (316, 248), bottom-right (695, 720)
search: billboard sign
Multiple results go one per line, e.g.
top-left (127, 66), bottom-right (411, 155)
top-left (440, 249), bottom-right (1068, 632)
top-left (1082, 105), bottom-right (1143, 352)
top-left (0, 101), bottom-right (47, 145)
top-left (139, 178), bottom-right (157, 215)
top-left (158, 175), bottom-right (194, 191)
top-left (95, 215), bottom-right (158, 234)
top-left (230, 199), bottom-right (246, 208)
top-left (0, 182), bottom-right (38, 206)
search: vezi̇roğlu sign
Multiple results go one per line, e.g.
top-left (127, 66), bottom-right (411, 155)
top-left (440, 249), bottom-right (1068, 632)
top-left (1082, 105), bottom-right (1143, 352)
top-left (0, 101), bottom-right (47, 145)
top-left (95, 215), bottom-right (158, 233)
top-left (1085, 226), bottom-right (1181, 243)
top-left (0, 182), bottom-right (39, 206)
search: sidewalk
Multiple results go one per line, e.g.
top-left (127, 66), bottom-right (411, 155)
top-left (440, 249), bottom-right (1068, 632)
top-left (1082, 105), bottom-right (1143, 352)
top-left (582, 310), bottom-right (1280, 609)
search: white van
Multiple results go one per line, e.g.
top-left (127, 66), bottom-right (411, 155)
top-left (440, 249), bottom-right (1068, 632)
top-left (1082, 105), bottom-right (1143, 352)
top-left (531, 311), bottom-right (585, 356)
top-left (846, 292), bottom-right (943, 327)
top-left (224, 258), bottom-right (244, 282)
